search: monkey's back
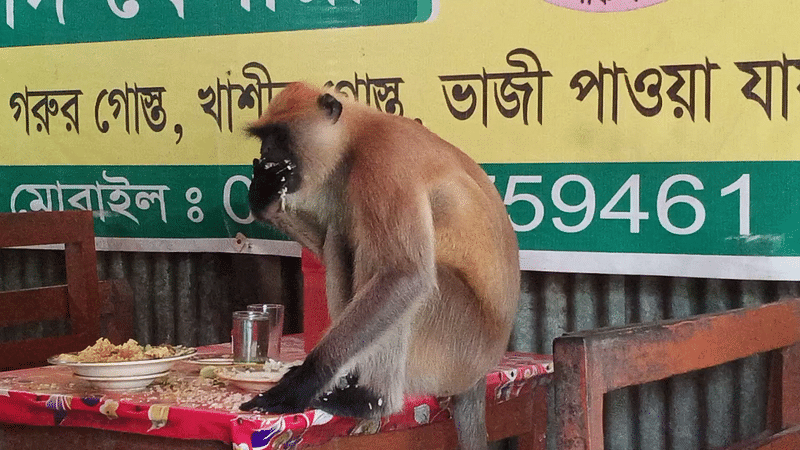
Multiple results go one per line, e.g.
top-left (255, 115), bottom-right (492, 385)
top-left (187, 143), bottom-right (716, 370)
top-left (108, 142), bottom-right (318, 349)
top-left (347, 113), bottom-right (520, 396)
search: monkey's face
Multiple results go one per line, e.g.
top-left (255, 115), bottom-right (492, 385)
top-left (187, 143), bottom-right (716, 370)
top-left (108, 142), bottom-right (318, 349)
top-left (247, 83), bottom-right (344, 219)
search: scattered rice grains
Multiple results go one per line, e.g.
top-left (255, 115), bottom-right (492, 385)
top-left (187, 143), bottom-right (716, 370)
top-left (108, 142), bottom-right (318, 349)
top-left (147, 374), bottom-right (253, 412)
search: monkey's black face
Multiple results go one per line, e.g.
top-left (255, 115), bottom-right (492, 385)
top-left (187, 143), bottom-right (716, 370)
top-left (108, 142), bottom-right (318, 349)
top-left (247, 123), bottom-right (301, 215)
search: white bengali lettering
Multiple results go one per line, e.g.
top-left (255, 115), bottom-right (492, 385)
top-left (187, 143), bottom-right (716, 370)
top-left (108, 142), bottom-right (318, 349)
top-left (9, 172), bottom-right (169, 225)
top-left (6, 0), bottom-right (13, 28)
top-left (240, 0), bottom-right (362, 12)
top-left (7, 0), bottom-right (361, 30)
top-left (63, 182), bottom-right (103, 214)
top-left (10, 184), bottom-right (60, 212)
top-left (107, 0), bottom-right (139, 19)
top-left (168, 0), bottom-right (183, 18)
top-left (6, 0), bottom-right (64, 29)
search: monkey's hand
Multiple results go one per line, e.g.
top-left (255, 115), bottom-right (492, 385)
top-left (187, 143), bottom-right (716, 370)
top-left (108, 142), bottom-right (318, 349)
top-left (239, 358), bottom-right (328, 414)
top-left (248, 158), bottom-right (295, 213)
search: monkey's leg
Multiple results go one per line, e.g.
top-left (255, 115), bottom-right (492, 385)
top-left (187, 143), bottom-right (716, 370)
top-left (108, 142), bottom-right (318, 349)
top-left (453, 376), bottom-right (488, 450)
top-left (313, 372), bottom-right (381, 418)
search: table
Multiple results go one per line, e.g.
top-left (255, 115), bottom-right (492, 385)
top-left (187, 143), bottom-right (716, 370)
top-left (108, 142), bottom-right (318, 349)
top-left (0, 335), bottom-right (552, 449)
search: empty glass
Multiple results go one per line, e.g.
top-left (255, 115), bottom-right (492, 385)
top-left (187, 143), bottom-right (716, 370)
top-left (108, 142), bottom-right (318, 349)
top-left (232, 310), bottom-right (270, 364)
top-left (247, 304), bottom-right (285, 359)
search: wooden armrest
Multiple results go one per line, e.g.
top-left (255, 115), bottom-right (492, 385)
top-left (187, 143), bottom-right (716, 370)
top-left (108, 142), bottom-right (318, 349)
top-left (726, 425), bottom-right (800, 450)
top-left (556, 298), bottom-right (800, 392)
top-left (554, 298), bottom-right (800, 450)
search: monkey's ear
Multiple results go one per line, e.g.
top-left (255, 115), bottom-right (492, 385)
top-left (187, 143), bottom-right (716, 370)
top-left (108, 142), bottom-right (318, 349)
top-left (318, 93), bottom-right (342, 124)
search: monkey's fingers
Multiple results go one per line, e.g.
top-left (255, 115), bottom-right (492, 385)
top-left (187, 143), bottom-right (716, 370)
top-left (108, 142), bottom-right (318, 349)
top-left (249, 168), bottom-right (290, 211)
top-left (239, 391), bottom-right (306, 414)
top-left (238, 378), bottom-right (313, 414)
top-left (252, 158), bottom-right (295, 178)
top-left (239, 361), bottom-right (325, 414)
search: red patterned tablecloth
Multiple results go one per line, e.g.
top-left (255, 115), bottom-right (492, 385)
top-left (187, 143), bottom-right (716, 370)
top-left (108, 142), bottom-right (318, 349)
top-left (0, 335), bottom-right (552, 449)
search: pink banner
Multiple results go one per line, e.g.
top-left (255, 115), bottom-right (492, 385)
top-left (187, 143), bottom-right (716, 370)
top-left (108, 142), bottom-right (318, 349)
top-left (542, 0), bottom-right (669, 12)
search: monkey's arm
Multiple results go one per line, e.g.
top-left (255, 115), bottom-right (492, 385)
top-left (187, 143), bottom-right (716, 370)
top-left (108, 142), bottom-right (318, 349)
top-left (241, 193), bottom-right (436, 414)
top-left (321, 227), bottom-right (353, 319)
top-left (314, 265), bottom-right (434, 365)
top-left (240, 267), bottom-right (433, 414)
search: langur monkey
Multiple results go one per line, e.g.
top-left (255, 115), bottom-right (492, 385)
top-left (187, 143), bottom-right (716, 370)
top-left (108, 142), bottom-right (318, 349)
top-left (241, 82), bottom-right (520, 450)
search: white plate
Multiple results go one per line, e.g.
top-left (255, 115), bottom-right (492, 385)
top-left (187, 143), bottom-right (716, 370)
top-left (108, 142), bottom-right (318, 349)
top-left (48, 348), bottom-right (197, 378)
top-left (185, 352), bottom-right (235, 366)
top-left (216, 366), bottom-right (286, 392)
top-left (74, 371), bottom-right (169, 391)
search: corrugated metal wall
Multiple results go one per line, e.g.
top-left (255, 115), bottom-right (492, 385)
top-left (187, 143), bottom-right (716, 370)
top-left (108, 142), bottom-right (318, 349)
top-left (96, 251), bottom-right (303, 346)
top-left (2, 249), bottom-right (798, 449)
top-left (0, 249), bottom-right (303, 346)
top-left (510, 272), bottom-right (800, 450)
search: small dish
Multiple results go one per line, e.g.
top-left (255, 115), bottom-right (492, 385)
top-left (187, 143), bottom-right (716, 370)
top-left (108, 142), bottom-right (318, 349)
top-left (216, 360), bottom-right (300, 392)
top-left (185, 352), bottom-right (235, 366)
top-left (216, 367), bottom-right (282, 392)
top-left (74, 371), bottom-right (169, 391)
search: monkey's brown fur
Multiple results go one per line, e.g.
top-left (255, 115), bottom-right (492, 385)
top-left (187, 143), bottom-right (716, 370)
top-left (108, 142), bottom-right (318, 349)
top-left (243, 82), bottom-right (519, 450)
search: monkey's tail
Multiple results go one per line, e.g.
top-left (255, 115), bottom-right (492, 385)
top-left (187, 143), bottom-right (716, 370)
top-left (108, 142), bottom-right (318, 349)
top-left (452, 376), bottom-right (488, 450)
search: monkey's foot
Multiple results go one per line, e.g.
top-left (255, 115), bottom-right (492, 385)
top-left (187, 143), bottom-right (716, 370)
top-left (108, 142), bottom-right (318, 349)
top-left (312, 375), bottom-right (384, 418)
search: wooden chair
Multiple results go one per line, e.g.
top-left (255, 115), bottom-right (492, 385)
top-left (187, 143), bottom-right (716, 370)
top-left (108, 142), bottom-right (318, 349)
top-left (554, 297), bottom-right (800, 450)
top-left (300, 248), bottom-right (550, 450)
top-left (0, 210), bottom-right (131, 371)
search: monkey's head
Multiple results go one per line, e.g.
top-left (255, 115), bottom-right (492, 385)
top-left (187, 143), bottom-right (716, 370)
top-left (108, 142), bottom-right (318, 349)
top-left (247, 82), bottom-right (345, 219)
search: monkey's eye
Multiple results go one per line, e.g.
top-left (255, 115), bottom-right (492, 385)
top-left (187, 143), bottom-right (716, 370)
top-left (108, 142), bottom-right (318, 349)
top-left (247, 123), bottom-right (289, 143)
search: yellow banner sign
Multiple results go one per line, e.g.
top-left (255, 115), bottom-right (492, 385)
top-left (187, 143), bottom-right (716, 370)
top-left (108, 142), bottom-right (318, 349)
top-left (3, 0), bottom-right (799, 279)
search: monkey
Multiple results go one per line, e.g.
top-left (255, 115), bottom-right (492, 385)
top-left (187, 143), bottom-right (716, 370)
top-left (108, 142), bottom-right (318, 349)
top-left (240, 82), bottom-right (520, 450)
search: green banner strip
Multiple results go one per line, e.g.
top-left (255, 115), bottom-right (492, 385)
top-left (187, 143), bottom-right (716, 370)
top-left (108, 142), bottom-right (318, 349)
top-left (1, 161), bottom-right (797, 256)
top-left (486, 161), bottom-right (799, 257)
top-left (1, 0), bottom-right (428, 48)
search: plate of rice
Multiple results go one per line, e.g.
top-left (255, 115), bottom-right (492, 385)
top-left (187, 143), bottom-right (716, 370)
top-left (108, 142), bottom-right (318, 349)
top-left (48, 338), bottom-right (196, 389)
